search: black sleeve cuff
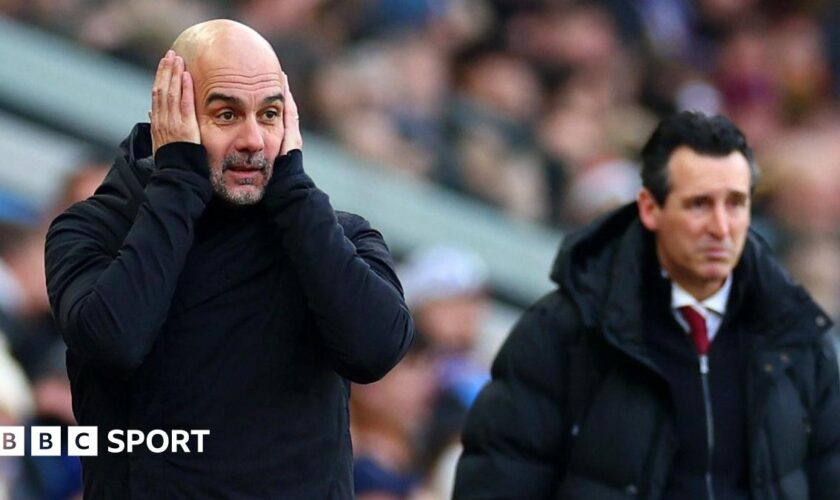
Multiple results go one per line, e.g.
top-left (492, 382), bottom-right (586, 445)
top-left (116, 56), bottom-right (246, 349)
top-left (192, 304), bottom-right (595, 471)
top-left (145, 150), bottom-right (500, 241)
top-left (154, 142), bottom-right (210, 178)
top-left (271, 149), bottom-right (305, 181)
top-left (263, 149), bottom-right (315, 210)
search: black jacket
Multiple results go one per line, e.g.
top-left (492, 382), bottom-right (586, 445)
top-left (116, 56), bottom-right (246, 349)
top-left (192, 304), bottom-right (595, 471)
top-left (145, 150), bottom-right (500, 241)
top-left (45, 124), bottom-right (414, 499)
top-left (454, 203), bottom-right (840, 499)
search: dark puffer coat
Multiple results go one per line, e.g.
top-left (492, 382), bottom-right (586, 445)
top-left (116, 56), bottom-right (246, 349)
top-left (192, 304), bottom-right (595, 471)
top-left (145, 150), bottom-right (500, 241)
top-left (454, 203), bottom-right (840, 499)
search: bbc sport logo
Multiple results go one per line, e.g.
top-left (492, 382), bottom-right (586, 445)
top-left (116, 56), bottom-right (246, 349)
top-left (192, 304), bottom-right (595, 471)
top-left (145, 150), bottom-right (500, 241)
top-left (0, 427), bottom-right (210, 456)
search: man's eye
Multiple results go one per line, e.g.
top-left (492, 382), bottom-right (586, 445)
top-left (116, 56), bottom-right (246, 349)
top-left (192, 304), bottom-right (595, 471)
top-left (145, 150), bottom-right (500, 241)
top-left (689, 198), bottom-right (709, 210)
top-left (218, 111), bottom-right (235, 121)
top-left (263, 110), bottom-right (279, 120)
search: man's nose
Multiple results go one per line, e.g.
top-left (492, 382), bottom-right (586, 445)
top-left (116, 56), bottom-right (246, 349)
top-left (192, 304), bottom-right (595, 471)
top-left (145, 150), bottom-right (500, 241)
top-left (235, 116), bottom-right (265, 153)
top-left (707, 204), bottom-right (730, 239)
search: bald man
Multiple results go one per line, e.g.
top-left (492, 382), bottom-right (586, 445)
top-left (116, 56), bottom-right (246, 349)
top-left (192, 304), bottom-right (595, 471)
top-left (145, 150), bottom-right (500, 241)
top-left (45, 20), bottom-right (414, 499)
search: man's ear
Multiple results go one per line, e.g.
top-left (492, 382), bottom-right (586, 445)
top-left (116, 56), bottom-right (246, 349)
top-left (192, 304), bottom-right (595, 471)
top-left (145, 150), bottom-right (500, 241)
top-left (637, 188), bottom-right (660, 232)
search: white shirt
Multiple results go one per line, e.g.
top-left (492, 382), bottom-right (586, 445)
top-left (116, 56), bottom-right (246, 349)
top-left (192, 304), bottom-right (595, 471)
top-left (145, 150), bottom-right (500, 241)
top-left (670, 275), bottom-right (732, 342)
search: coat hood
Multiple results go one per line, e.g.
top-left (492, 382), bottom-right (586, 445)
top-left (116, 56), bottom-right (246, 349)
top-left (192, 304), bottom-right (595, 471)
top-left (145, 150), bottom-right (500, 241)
top-left (549, 203), bottom-right (642, 332)
top-left (549, 202), bottom-right (831, 347)
top-left (87, 123), bottom-right (156, 224)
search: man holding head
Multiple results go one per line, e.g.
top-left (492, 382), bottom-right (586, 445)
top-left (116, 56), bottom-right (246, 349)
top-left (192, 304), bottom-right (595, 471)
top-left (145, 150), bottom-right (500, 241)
top-left (46, 20), bottom-right (413, 498)
top-left (454, 111), bottom-right (840, 499)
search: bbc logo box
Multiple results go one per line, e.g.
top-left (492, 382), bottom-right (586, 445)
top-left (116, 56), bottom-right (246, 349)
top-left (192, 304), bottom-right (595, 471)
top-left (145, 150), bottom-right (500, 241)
top-left (0, 426), bottom-right (98, 456)
top-left (1, 427), bottom-right (208, 455)
top-left (0, 427), bottom-right (24, 456)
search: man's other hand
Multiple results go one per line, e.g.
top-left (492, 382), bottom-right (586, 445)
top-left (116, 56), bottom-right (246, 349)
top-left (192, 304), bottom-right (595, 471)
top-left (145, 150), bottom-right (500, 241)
top-left (150, 50), bottom-right (200, 153)
top-left (280, 74), bottom-right (303, 155)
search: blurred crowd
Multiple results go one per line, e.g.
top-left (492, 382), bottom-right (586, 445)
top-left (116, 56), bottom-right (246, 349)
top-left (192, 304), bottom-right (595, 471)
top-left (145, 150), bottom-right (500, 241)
top-left (3, 0), bottom-right (840, 498)
top-left (0, 161), bottom-right (108, 500)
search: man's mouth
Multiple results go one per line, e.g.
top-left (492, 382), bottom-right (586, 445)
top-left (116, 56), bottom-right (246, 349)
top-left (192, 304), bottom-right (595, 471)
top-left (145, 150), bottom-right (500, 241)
top-left (703, 247), bottom-right (731, 260)
top-left (226, 165), bottom-right (263, 173)
top-left (225, 165), bottom-right (265, 178)
top-left (224, 166), bottom-right (265, 186)
top-left (219, 153), bottom-right (270, 187)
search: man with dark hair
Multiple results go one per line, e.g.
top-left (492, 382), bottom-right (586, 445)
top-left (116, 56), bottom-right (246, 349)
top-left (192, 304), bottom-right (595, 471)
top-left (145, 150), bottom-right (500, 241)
top-left (453, 110), bottom-right (840, 499)
top-left (640, 112), bottom-right (760, 204)
top-left (45, 19), bottom-right (413, 499)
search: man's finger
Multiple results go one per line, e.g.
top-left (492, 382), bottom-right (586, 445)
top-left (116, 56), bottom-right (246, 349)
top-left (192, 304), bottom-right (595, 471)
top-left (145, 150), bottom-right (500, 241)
top-left (285, 75), bottom-right (299, 120)
top-left (151, 53), bottom-right (169, 120)
top-left (181, 71), bottom-right (196, 120)
top-left (151, 52), bottom-right (174, 152)
top-left (281, 75), bottom-right (303, 154)
top-left (181, 71), bottom-right (201, 145)
top-left (168, 55), bottom-right (184, 112)
top-left (153, 50), bottom-right (175, 123)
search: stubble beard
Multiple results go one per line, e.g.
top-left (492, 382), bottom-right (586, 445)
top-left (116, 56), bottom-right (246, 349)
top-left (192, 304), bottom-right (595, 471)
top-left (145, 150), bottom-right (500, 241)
top-left (210, 152), bottom-right (273, 205)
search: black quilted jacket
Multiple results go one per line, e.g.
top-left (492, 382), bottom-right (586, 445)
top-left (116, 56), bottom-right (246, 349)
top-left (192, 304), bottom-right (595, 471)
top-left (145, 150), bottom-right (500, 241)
top-left (455, 203), bottom-right (840, 500)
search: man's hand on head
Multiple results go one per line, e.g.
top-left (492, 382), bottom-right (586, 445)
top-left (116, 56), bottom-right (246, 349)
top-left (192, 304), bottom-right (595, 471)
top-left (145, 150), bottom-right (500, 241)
top-left (263, 75), bottom-right (309, 200)
top-left (150, 50), bottom-right (201, 154)
top-left (280, 74), bottom-right (303, 155)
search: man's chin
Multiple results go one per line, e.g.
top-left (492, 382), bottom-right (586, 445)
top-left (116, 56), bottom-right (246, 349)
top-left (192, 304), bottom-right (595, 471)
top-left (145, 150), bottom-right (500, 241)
top-left (699, 262), bottom-right (734, 281)
top-left (217, 185), bottom-right (266, 206)
top-left (209, 163), bottom-right (273, 206)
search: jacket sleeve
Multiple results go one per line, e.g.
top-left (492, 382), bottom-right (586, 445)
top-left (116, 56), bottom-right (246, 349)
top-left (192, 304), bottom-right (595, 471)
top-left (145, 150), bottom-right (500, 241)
top-left (45, 143), bottom-right (213, 373)
top-left (806, 334), bottom-right (840, 500)
top-left (261, 150), bottom-right (414, 384)
top-left (453, 292), bottom-right (572, 499)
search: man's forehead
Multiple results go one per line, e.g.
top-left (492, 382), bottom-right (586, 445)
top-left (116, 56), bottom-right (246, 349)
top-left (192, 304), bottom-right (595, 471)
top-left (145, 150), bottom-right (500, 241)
top-left (198, 82), bottom-right (282, 103)
top-left (669, 149), bottom-right (749, 177)
top-left (189, 34), bottom-right (282, 85)
top-left (194, 66), bottom-right (284, 100)
top-left (201, 66), bottom-right (283, 80)
top-left (193, 51), bottom-right (281, 75)
top-left (200, 70), bottom-right (283, 88)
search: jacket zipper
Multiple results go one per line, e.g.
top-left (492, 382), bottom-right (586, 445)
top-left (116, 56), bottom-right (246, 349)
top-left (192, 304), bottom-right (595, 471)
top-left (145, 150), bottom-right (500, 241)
top-left (699, 354), bottom-right (716, 500)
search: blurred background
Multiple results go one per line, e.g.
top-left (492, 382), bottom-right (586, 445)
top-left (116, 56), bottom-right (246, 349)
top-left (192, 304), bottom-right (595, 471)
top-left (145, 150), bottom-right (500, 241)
top-left (2, 0), bottom-right (840, 498)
